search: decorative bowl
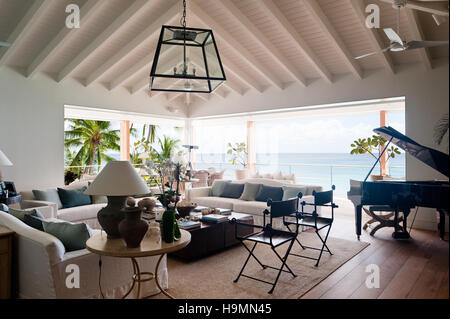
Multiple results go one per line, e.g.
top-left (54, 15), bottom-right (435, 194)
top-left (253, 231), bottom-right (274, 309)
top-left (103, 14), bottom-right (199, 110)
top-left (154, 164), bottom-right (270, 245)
top-left (176, 205), bottom-right (197, 218)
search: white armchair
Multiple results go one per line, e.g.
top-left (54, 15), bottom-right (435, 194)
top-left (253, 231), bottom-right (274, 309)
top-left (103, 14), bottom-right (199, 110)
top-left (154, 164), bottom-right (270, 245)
top-left (0, 211), bottom-right (168, 299)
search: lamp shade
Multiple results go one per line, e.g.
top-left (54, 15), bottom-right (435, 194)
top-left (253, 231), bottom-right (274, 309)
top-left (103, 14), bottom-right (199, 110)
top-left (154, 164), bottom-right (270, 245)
top-left (0, 150), bottom-right (13, 166)
top-left (85, 161), bottom-right (149, 196)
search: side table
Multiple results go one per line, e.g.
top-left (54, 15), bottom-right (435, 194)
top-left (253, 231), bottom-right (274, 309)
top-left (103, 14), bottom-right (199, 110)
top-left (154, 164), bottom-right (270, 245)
top-left (86, 230), bottom-right (191, 299)
top-left (0, 226), bottom-right (14, 299)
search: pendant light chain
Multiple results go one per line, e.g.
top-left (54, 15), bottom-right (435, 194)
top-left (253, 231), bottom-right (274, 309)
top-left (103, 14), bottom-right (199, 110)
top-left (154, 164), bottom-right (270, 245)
top-left (180, 0), bottom-right (187, 28)
top-left (181, 0), bottom-right (187, 75)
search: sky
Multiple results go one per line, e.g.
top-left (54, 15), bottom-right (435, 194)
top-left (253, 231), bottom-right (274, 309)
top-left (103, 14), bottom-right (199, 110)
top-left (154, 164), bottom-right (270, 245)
top-left (195, 110), bottom-right (405, 154)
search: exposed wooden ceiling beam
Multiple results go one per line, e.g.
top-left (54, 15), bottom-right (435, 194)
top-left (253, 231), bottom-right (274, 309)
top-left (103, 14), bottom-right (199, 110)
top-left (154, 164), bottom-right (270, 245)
top-left (0, 0), bottom-right (53, 66)
top-left (27, 0), bottom-right (104, 78)
top-left (302, 0), bottom-right (363, 79)
top-left (215, 0), bottom-right (307, 86)
top-left (190, 1), bottom-right (284, 90)
top-left (185, 93), bottom-right (191, 106)
top-left (260, 0), bottom-right (333, 84)
top-left (84, 1), bottom-right (180, 86)
top-left (220, 56), bottom-right (264, 93)
top-left (405, 8), bottom-right (433, 70)
top-left (56, 0), bottom-right (151, 83)
top-left (194, 93), bottom-right (210, 102)
top-left (349, 0), bottom-right (395, 74)
top-left (167, 92), bottom-right (183, 102)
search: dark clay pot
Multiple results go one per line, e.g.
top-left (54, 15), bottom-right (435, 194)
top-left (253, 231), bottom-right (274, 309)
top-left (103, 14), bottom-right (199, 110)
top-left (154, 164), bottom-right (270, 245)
top-left (119, 207), bottom-right (149, 248)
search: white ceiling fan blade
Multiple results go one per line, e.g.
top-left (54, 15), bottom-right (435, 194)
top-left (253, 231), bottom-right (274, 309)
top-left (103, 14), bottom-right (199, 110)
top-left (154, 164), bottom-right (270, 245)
top-left (0, 41), bottom-right (11, 47)
top-left (406, 40), bottom-right (449, 49)
top-left (383, 28), bottom-right (404, 45)
top-left (405, 0), bottom-right (449, 17)
top-left (354, 46), bottom-right (391, 59)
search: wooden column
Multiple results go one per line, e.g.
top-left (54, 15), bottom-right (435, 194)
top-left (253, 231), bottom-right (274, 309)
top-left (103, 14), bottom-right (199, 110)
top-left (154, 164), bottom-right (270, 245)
top-left (120, 120), bottom-right (130, 161)
top-left (247, 121), bottom-right (255, 171)
top-left (380, 110), bottom-right (388, 176)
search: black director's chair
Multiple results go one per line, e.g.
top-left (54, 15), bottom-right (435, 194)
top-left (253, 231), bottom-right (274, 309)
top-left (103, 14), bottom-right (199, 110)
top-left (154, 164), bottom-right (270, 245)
top-left (231, 195), bottom-right (301, 294)
top-left (285, 185), bottom-right (338, 267)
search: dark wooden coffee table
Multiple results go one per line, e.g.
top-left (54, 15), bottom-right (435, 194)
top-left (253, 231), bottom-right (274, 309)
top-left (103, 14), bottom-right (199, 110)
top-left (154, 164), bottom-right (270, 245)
top-left (171, 212), bottom-right (254, 260)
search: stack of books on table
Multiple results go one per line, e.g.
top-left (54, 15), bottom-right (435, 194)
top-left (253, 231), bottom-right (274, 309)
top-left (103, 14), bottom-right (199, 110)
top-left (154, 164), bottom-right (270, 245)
top-left (216, 208), bottom-right (232, 215)
top-left (201, 214), bottom-right (229, 223)
top-left (178, 220), bottom-right (201, 230)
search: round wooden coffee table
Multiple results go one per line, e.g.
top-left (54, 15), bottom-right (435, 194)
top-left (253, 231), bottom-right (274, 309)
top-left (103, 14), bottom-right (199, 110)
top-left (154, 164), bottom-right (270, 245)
top-left (86, 230), bottom-right (191, 299)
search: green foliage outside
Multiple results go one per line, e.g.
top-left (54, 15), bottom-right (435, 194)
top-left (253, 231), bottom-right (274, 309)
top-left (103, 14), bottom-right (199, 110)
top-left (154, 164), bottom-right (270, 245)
top-left (227, 142), bottom-right (247, 168)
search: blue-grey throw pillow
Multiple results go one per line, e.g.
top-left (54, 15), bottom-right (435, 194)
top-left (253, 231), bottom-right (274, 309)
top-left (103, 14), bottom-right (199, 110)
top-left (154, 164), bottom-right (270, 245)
top-left (8, 207), bottom-right (44, 221)
top-left (0, 203), bottom-right (8, 212)
top-left (32, 189), bottom-right (63, 209)
top-left (282, 186), bottom-right (308, 201)
top-left (57, 186), bottom-right (92, 208)
top-left (23, 214), bottom-right (44, 231)
top-left (255, 185), bottom-right (283, 202)
top-left (42, 220), bottom-right (92, 252)
top-left (210, 180), bottom-right (231, 197)
top-left (219, 182), bottom-right (245, 199)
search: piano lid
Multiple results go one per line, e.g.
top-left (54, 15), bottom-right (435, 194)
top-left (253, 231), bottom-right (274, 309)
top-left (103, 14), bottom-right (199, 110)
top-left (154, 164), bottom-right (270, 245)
top-left (374, 126), bottom-right (449, 178)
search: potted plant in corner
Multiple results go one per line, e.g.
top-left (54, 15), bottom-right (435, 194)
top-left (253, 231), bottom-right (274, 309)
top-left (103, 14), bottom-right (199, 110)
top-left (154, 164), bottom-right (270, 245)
top-left (227, 142), bottom-right (248, 180)
top-left (350, 135), bottom-right (401, 180)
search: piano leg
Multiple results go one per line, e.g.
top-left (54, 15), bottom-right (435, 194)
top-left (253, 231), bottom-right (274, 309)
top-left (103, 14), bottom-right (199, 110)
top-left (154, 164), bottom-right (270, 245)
top-left (356, 205), bottom-right (362, 240)
top-left (438, 209), bottom-right (447, 240)
top-left (392, 209), bottom-right (411, 239)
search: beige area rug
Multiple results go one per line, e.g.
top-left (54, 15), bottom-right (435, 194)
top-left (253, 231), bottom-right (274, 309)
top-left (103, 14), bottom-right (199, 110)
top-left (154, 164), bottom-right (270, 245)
top-left (158, 232), bottom-right (369, 299)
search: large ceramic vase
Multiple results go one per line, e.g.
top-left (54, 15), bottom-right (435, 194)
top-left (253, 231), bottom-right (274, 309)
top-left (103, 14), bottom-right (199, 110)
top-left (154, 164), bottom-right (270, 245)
top-left (97, 196), bottom-right (127, 239)
top-left (119, 207), bottom-right (149, 248)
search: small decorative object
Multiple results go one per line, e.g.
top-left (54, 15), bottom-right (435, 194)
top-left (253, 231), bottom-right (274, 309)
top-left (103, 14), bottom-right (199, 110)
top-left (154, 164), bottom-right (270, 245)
top-left (201, 207), bottom-right (216, 215)
top-left (85, 161), bottom-right (149, 239)
top-left (176, 199), bottom-right (197, 218)
top-left (161, 208), bottom-right (176, 243)
top-left (119, 206), bottom-right (149, 248)
top-left (147, 221), bottom-right (161, 240)
top-left (127, 197), bottom-right (136, 207)
top-left (138, 197), bottom-right (156, 213)
top-left (350, 135), bottom-right (400, 180)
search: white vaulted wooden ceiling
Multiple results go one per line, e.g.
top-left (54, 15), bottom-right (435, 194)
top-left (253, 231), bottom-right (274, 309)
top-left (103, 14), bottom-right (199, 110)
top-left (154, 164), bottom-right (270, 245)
top-left (0, 0), bottom-right (448, 109)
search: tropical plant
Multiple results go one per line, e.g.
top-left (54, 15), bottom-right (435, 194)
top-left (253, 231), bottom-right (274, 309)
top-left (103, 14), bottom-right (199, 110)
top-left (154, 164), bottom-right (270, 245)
top-left (227, 142), bottom-right (247, 168)
top-left (153, 136), bottom-right (181, 163)
top-left (350, 135), bottom-right (400, 175)
top-left (65, 119), bottom-right (120, 174)
top-left (130, 124), bottom-right (158, 164)
top-left (433, 113), bottom-right (449, 151)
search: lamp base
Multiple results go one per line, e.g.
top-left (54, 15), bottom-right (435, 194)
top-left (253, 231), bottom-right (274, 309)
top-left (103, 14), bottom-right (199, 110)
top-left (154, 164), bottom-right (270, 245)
top-left (97, 196), bottom-right (127, 239)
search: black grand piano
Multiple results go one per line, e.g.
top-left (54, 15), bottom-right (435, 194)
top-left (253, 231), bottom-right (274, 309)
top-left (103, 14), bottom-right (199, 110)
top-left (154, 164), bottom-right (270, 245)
top-left (348, 126), bottom-right (449, 240)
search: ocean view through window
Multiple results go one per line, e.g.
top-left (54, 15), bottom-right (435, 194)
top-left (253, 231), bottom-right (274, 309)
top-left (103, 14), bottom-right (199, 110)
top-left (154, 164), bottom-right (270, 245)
top-left (193, 100), bottom-right (406, 196)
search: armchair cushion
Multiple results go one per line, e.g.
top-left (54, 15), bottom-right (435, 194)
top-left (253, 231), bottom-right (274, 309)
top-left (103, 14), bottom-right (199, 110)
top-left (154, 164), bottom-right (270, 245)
top-left (282, 186), bottom-right (308, 201)
top-left (23, 214), bottom-right (44, 231)
top-left (8, 207), bottom-right (44, 221)
top-left (42, 220), bottom-right (93, 252)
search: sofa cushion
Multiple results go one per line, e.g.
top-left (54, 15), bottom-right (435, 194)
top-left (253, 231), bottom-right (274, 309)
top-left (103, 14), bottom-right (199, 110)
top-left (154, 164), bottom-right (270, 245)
top-left (232, 201), bottom-right (268, 216)
top-left (57, 187), bottom-right (92, 208)
top-left (210, 180), bottom-right (231, 197)
top-left (0, 203), bottom-right (8, 212)
top-left (42, 220), bottom-right (92, 252)
top-left (192, 197), bottom-right (239, 210)
top-left (32, 189), bottom-right (63, 209)
top-left (23, 214), bottom-right (44, 231)
top-left (255, 185), bottom-right (283, 202)
top-left (57, 203), bottom-right (106, 223)
top-left (239, 183), bottom-right (262, 201)
top-left (220, 182), bottom-right (244, 199)
top-left (282, 186), bottom-right (308, 201)
top-left (8, 207), bottom-right (44, 221)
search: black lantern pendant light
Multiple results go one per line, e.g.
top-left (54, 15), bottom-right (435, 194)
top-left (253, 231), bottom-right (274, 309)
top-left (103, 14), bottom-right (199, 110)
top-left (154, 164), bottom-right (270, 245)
top-left (149, 0), bottom-right (226, 93)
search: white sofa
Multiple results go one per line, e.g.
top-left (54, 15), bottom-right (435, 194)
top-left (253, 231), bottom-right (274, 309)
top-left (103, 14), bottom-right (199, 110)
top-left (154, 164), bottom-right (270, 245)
top-left (186, 178), bottom-right (323, 227)
top-left (0, 210), bottom-right (168, 299)
top-left (19, 180), bottom-right (105, 229)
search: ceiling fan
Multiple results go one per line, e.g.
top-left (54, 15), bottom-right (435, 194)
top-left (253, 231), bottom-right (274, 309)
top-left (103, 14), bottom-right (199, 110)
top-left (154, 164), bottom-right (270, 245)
top-left (355, 0), bottom-right (449, 59)
top-left (0, 41), bottom-right (11, 47)
top-left (379, 0), bottom-right (449, 25)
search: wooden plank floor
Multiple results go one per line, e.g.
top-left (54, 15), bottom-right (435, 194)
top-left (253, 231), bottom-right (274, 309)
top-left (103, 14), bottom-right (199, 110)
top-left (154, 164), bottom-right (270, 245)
top-left (300, 204), bottom-right (449, 299)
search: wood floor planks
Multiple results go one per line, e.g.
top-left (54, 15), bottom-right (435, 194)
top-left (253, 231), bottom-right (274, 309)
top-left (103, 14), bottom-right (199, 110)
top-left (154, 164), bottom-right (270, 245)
top-left (299, 212), bottom-right (449, 299)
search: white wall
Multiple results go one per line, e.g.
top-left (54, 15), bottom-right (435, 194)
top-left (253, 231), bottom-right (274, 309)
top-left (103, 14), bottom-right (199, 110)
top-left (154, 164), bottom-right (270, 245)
top-left (191, 60), bottom-right (449, 231)
top-left (0, 67), bottom-right (179, 190)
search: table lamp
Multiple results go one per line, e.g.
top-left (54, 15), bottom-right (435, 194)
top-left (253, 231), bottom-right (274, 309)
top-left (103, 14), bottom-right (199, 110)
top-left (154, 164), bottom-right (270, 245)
top-left (0, 149), bottom-right (13, 182)
top-left (85, 161), bottom-right (149, 238)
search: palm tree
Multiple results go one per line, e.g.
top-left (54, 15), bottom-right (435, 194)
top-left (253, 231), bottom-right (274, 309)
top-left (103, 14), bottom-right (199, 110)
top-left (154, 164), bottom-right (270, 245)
top-left (153, 136), bottom-right (180, 162)
top-left (65, 119), bottom-right (120, 173)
